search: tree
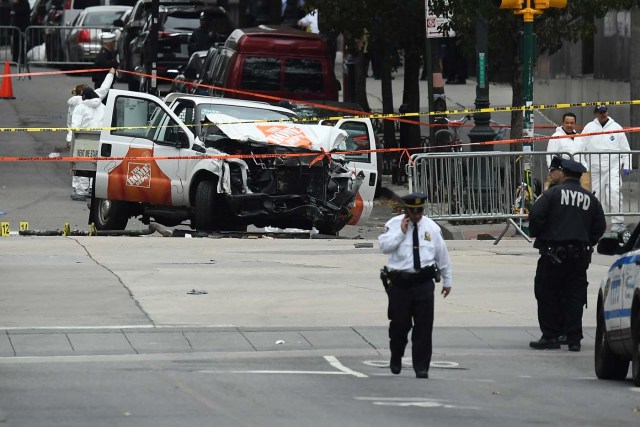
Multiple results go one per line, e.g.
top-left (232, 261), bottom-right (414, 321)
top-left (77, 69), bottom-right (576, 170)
top-left (305, 0), bottom-right (425, 150)
top-left (428, 0), bottom-right (640, 143)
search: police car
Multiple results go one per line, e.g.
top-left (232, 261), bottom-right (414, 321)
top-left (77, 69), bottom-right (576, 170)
top-left (595, 229), bottom-right (640, 386)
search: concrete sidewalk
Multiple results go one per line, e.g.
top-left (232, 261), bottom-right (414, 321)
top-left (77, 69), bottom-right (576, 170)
top-left (0, 326), bottom-right (596, 358)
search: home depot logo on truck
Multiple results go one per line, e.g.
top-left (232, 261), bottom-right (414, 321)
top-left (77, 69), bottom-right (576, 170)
top-left (210, 25), bottom-right (339, 103)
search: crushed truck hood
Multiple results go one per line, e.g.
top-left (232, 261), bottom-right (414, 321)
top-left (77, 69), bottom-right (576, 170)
top-left (204, 113), bottom-right (348, 152)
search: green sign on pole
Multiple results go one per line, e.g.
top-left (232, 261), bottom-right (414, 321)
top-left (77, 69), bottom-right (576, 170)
top-left (478, 52), bottom-right (486, 88)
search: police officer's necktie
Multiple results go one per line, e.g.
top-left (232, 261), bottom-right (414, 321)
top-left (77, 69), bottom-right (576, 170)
top-left (413, 223), bottom-right (421, 271)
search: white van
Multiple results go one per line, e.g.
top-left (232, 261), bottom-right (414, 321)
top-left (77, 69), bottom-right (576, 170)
top-left (63, 0), bottom-right (136, 25)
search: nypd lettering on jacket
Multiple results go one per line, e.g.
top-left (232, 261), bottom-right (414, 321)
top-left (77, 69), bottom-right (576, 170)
top-left (560, 189), bottom-right (591, 210)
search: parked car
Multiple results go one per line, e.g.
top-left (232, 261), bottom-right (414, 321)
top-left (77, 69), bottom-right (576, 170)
top-left (62, 0), bottom-right (136, 26)
top-left (65, 5), bottom-right (131, 63)
top-left (595, 229), bottom-right (640, 386)
top-left (170, 49), bottom-right (206, 93)
top-left (116, 0), bottom-right (232, 90)
top-left (208, 26), bottom-right (339, 103)
top-left (129, 4), bottom-right (232, 92)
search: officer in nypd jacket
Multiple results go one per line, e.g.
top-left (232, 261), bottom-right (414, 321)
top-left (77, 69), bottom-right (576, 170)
top-left (378, 193), bottom-right (452, 378)
top-left (528, 158), bottom-right (606, 352)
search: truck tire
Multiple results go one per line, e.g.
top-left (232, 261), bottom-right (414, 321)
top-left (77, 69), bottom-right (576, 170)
top-left (632, 304), bottom-right (640, 387)
top-left (91, 197), bottom-right (129, 231)
top-left (595, 303), bottom-right (629, 380)
top-left (194, 180), bottom-right (217, 231)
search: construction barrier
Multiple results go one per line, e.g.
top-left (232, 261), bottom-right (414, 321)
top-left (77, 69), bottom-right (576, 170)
top-left (407, 151), bottom-right (640, 243)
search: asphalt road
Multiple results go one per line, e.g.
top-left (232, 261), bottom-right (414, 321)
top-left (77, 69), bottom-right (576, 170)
top-left (1, 68), bottom-right (639, 426)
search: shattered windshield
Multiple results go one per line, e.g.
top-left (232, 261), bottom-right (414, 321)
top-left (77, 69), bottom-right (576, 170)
top-left (195, 104), bottom-right (296, 138)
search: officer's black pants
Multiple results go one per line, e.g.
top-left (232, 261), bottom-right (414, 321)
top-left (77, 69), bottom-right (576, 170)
top-left (387, 278), bottom-right (435, 372)
top-left (534, 255), bottom-right (588, 344)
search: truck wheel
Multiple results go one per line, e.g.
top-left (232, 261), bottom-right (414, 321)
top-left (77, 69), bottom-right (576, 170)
top-left (595, 303), bottom-right (629, 380)
top-left (194, 180), bottom-right (216, 231)
top-left (91, 197), bottom-right (129, 230)
top-left (632, 305), bottom-right (640, 387)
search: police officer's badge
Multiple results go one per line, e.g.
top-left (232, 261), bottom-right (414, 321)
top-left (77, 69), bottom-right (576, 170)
top-left (424, 232), bottom-right (431, 241)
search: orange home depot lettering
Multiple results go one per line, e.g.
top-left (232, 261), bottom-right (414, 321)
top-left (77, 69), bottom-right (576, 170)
top-left (256, 125), bottom-right (312, 148)
top-left (107, 147), bottom-right (172, 205)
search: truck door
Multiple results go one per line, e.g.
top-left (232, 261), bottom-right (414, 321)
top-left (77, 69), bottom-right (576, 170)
top-left (335, 118), bottom-right (378, 225)
top-left (97, 90), bottom-right (195, 206)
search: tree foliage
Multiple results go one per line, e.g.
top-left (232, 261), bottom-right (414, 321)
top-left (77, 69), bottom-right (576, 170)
top-left (429, 0), bottom-right (640, 139)
top-left (305, 0), bottom-right (427, 148)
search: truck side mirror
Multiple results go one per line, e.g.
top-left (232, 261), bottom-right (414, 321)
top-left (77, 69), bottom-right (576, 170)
top-left (176, 131), bottom-right (190, 149)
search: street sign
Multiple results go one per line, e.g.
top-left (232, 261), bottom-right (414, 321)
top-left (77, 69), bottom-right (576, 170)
top-left (425, 0), bottom-right (454, 38)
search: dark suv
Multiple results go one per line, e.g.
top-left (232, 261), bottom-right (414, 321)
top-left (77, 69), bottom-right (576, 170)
top-left (119, 0), bottom-right (233, 90)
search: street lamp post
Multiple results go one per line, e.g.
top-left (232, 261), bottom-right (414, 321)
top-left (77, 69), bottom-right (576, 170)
top-left (467, 13), bottom-right (496, 150)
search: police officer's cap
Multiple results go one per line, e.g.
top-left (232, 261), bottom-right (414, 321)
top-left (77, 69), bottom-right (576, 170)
top-left (559, 158), bottom-right (586, 176)
top-left (402, 192), bottom-right (427, 208)
top-left (100, 32), bottom-right (116, 43)
top-left (548, 156), bottom-right (563, 171)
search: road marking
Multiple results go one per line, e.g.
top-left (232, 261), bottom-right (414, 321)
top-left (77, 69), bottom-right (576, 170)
top-left (355, 397), bottom-right (480, 410)
top-left (200, 356), bottom-right (368, 377)
top-left (201, 370), bottom-right (346, 375)
top-left (324, 355), bottom-right (368, 378)
top-left (363, 359), bottom-right (460, 369)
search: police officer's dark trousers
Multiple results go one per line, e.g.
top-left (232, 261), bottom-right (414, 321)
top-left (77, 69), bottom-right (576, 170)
top-left (534, 255), bottom-right (588, 344)
top-left (388, 278), bottom-right (435, 372)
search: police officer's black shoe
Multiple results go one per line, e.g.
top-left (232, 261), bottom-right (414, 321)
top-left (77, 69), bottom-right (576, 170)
top-left (557, 335), bottom-right (568, 345)
top-left (415, 369), bottom-right (429, 379)
top-left (529, 337), bottom-right (560, 350)
top-left (390, 354), bottom-right (402, 375)
top-left (568, 343), bottom-right (581, 352)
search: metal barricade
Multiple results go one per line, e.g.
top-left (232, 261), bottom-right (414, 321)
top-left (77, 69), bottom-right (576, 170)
top-left (407, 150), bottom-right (640, 243)
top-left (407, 151), bottom-right (563, 244)
top-left (24, 25), bottom-right (118, 69)
top-left (0, 25), bottom-right (22, 68)
top-left (579, 151), bottom-right (640, 227)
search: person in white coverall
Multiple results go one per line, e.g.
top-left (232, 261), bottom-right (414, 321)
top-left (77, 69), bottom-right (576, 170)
top-left (67, 68), bottom-right (115, 200)
top-left (580, 104), bottom-right (632, 232)
top-left (546, 112), bottom-right (580, 166)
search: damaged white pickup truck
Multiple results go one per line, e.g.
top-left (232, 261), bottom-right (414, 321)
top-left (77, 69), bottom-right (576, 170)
top-left (86, 90), bottom-right (378, 234)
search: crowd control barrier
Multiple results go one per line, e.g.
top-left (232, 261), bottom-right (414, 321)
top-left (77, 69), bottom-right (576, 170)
top-left (0, 25), bottom-right (23, 68)
top-left (24, 25), bottom-right (118, 69)
top-left (407, 151), bottom-right (640, 244)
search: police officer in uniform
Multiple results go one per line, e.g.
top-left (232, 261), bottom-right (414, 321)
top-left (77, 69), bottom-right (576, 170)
top-left (378, 193), bottom-right (452, 378)
top-left (529, 159), bottom-right (606, 352)
top-left (93, 33), bottom-right (118, 89)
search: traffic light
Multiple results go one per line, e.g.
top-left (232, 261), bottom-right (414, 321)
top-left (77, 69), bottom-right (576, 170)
top-left (533, 0), bottom-right (567, 9)
top-left (498, 0), bottom-right (524, 8)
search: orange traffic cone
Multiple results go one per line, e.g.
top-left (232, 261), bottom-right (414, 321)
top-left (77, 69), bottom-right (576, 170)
top-left (0, 61), bottom-right (15, 100)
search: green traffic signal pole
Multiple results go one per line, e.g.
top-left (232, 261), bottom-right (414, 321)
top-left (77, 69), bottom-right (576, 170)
top-left (522, 14), bottom-right (535, 152)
